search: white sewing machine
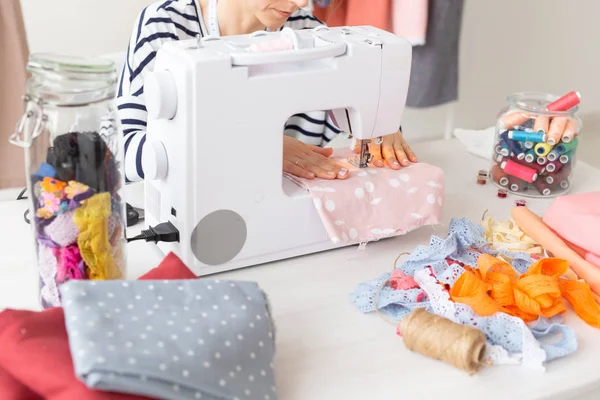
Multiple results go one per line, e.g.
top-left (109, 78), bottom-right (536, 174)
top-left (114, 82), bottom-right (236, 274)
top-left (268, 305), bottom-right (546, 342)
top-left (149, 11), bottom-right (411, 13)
top-left (142, 25), bottom-right (412, 275)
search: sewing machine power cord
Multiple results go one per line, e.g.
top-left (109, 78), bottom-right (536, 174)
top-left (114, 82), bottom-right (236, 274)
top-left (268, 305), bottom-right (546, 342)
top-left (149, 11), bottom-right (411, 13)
top-left (126, 221), bottom-right (180, 244)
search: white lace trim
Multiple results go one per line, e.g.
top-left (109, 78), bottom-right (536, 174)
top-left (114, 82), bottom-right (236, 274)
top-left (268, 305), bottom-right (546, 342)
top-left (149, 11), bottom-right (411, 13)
top-left (413, 269), bottom-right (546, 371)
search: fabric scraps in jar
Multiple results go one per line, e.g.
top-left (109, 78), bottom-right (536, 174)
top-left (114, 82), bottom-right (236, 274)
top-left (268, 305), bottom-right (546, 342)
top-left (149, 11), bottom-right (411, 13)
top-left (35, 178), bottom-right (93, 220)
top-left (284, 148), bottom-right (444, 244)
top-left (40, 177), bottom-right (66, 194)
top-left (38, 245), bottom-right (61, 308)
top-left (33, 162), bottom-right (56, 179)
top-left (111, 239), bottom-right (126, 279)
top-left (65, 180), bottom-right (91, 200)
top-left (73, 192), bottom-right (119, 280)
top-left (49, 131), bottom-right (120, 193)
top-left (481, 214), bottom-right (544, 255)
top-left (350, 218), bottom-right (578, 369)
top-left (60, 279), bottom-right (276, 400)
top-left (30, 129), bottom-right (125, 311)
top-left (108, 212), bottom-right (123, 246)
top-left (0, 252), bottom-right (195, 400)
top-left (52, 245), bottom-right (85, 283)
top-left (450, 255), bottom-right (600, 327)
top-left (44, 211), bottom-right (79, 247)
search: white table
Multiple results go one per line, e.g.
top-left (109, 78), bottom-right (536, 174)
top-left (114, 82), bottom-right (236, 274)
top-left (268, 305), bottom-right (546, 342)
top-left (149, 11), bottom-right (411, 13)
top-left (1, 138), bottom-right (599, 400)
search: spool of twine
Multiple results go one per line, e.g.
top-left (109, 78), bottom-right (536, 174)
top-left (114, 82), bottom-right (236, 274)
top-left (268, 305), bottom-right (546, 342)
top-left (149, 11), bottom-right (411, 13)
top-left (399, 308), bottom-right (487, 374)
top-left (374, 252), bottom-right (489, 374)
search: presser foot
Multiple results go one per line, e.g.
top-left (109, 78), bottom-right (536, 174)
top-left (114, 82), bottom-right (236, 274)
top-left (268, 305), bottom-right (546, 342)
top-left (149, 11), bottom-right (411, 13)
top-left (348, 143), bottom-right (371, 168)
top-left (348, 138), bottom-right (381, 168)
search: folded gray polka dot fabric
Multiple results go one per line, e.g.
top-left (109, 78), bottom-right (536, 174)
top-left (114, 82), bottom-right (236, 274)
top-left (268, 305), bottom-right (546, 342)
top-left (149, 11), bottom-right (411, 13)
top-left (60, 279), bottom-right (277, 400)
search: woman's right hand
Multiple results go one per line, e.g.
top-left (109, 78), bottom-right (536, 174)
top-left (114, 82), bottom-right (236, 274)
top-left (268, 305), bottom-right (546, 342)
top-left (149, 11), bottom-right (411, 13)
top-left (283, 136), bottom-right (349, 180)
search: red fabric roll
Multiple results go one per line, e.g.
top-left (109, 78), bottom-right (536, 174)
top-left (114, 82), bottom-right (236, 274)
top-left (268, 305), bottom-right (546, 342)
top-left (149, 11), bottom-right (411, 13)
top-left (0, 252), bottom-right (196, 400)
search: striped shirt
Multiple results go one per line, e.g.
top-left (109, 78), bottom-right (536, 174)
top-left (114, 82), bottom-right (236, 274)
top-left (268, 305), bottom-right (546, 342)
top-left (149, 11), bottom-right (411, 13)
top-left (117, 0), bottom-right (342, 182)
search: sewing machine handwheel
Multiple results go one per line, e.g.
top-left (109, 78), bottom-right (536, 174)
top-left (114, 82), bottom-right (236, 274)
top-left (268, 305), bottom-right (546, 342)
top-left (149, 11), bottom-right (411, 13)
top-left (145, 71), bottom-right (178, 120)
top-left (142, 140), bottom-right (169, 180)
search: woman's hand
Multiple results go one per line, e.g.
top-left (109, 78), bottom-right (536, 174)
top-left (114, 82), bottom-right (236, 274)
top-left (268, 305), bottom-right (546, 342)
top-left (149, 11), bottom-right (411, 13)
top-left (353, 129), bottom-right (417, 169)
top-left (283, 136), bottom-right (349, 180)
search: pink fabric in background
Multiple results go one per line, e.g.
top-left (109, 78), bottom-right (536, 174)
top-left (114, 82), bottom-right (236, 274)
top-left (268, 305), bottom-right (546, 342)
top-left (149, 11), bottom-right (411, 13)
top-left (285, 149), bottom-right (444, 243)
top-left (586, 252), bottom-right (600, 268)
top-left (392, 0), bottom-right (429, 46)
top-left (543, 191), bottom-right (600, 257)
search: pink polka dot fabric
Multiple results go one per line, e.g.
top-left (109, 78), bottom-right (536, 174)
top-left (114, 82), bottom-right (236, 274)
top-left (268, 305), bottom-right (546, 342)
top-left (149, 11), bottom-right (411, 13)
top-left (284, 149), bottom-right (445, 243)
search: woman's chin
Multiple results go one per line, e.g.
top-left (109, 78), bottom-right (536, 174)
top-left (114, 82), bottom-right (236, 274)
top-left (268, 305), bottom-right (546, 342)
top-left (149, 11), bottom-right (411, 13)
top-left (258, 10), bottom-right (290, 30)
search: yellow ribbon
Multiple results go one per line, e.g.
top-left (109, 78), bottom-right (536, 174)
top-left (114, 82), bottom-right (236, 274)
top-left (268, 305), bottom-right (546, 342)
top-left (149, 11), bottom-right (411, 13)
top-left (73, 192), bottom-right (121, 280)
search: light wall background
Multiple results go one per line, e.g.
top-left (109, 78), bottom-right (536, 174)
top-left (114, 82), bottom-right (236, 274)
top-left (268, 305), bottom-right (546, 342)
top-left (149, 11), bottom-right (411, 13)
top-left (20, 0), bottom-right (600, 142)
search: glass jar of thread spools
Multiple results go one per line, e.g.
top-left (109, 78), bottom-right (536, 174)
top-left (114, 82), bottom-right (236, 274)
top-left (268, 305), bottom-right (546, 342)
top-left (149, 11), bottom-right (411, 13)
top-left (490, 91), bottom-right (581, 198)
top-left (8, 54), bottom-right (126, 309)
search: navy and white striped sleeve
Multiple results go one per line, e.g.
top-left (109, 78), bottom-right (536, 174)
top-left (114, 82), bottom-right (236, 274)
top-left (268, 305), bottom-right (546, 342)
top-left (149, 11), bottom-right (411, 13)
top-left (282, 9), bottom-right (344, 146)
top-left (116, 5), bottom-right (182, 182)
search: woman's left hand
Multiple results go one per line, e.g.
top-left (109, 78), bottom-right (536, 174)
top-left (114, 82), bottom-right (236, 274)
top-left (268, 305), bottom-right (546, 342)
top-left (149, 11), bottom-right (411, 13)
top-left (353, 129), bottom-right (417, 169)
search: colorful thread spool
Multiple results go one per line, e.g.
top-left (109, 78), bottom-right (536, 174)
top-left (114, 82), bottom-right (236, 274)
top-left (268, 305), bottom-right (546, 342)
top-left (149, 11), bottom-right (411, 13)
top-left (561, 119), bottom-right (578, 143)
top-left (501, 159), bottom-right (538, 183)
top-left (508, 176), bottom-right (526, 192)
top-left (476, 170), bottom-right (488, 185)
top-left (515, 199), bottom-right (527, 207)
top-left (508, 130), bottom-right (546, 143)
top-left (556, 137), bottom-right (579, 154)
top-left (534, 180), bottom-right (553, 196)
top-left (546, 117), bottom-right (568, 146)
top-left (547, 148), bottom-right (561, 162)
top-left (545, 160), bottom-right (564, 173)
top-left (546, 91), bottom-right (581, 112)
top-left (559, 152), bottom-right (572, 164)
top-left (497, 188), bottom-right (508, 198)
top-left (494, 154), bottom-right (509, 164)
top-left (561, 135), bottom-right (574, 144)
top-left (536, 156), bottom-right (548, 166)
top-left (491, 165), bottom-right (509, 186)
top-left (493, 98), bottom-right (579, 198)
top-left (495, 142), bottom-right (510, 157)
top-left (511, 156), bottom-right (545, 174)
top-left (507, 140), bottom-right (525, 160)
top-left (500, 131), bottom-right (525, 160)
top-left (524, 149), bottom-right (537, 163)
top-left (549, 164), bottom-right (573, 184)
top-left (534, 142), bottom-right (553, 157)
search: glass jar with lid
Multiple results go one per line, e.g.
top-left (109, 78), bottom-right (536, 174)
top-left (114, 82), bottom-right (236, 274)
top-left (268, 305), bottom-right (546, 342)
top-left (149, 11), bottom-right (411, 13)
top-left (490, 92), bottom-right (582, 198)
top-left (9, 54), bottom-right (126, 308)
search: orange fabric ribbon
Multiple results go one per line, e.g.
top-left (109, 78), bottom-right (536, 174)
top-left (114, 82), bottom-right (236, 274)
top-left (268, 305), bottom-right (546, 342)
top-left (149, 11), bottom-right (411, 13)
top-left (450, 254), bottom-right (600, 327)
